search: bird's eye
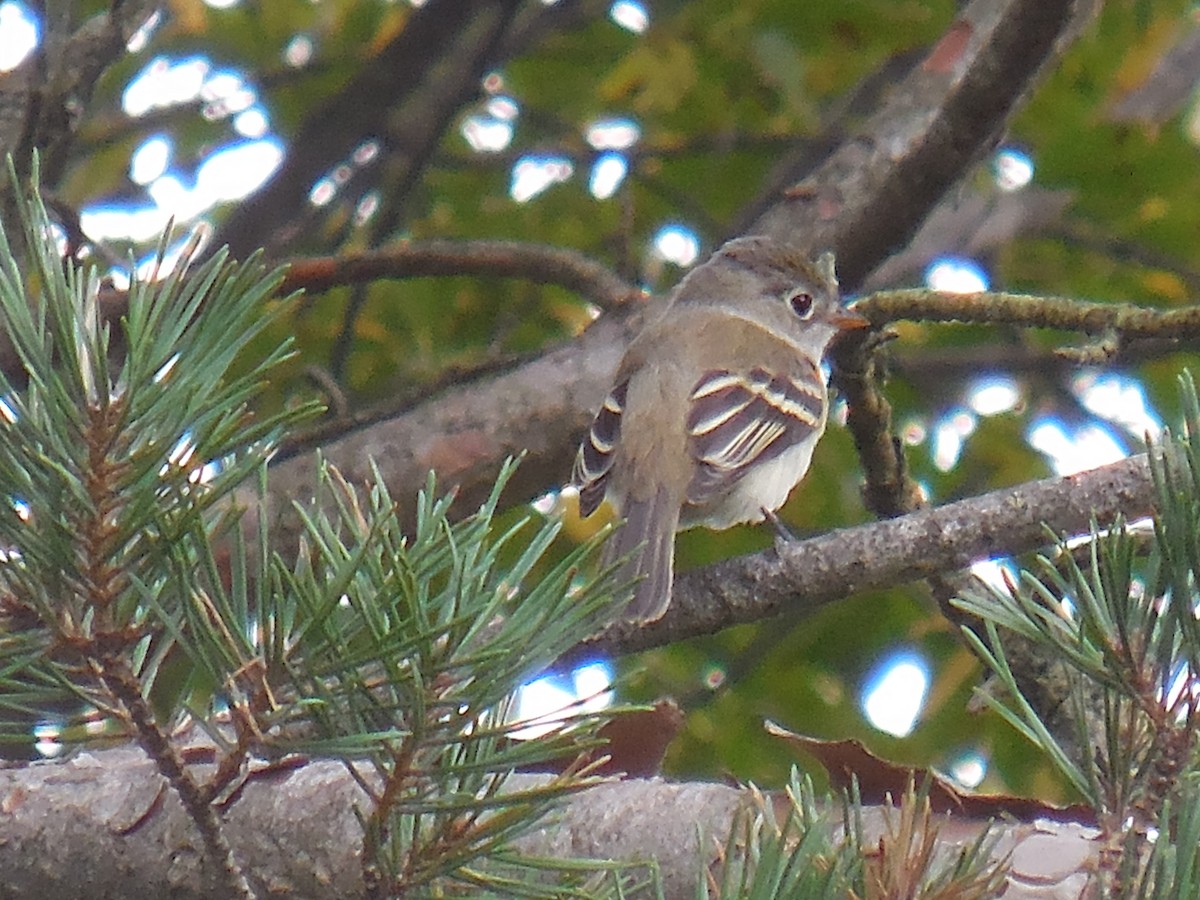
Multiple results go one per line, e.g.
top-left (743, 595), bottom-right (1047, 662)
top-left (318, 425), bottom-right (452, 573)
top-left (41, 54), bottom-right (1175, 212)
top-left (787, 290), bottom-right (814, 318)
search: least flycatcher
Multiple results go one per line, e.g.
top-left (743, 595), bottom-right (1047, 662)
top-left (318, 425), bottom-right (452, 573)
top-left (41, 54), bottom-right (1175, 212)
top-left (573, 236), bottom-right (869, 623)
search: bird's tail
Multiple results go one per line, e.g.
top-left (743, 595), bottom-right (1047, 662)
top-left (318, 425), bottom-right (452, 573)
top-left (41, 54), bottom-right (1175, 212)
top-left (603, 485), bottom-right (678, 623)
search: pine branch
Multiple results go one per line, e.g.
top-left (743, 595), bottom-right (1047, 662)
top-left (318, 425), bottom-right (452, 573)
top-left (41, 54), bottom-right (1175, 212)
top-left (0, 168), bottom-right (642, 896)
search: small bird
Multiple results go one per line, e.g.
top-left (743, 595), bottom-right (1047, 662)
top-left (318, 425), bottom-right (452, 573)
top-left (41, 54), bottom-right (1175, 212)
top-left (573, 236), bottom-right (870, 623)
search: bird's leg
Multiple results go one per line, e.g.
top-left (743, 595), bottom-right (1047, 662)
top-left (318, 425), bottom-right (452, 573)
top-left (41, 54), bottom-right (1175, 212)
top-left (761, 507), bottom-right (797, 542)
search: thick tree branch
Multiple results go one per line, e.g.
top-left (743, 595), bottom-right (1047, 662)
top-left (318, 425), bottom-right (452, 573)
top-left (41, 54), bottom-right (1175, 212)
top-left (0, 743), bottom-right (1106, 899)
top-left (751, 0), bottom-right (1082, 288)
top-left (572, 452), bottom-right (1153, 660)
top-left (252, 309), bottom-right (646, 546)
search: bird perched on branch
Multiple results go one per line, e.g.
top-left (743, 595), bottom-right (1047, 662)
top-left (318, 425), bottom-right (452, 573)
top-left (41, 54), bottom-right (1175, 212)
top-left (574, 236), bottom-right (870, 623)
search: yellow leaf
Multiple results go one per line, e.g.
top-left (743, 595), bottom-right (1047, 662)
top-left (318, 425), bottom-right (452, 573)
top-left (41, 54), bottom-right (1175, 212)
top-left (1112, 16), bottom-right (1185, 95)
top-left (599, 39), bottom-right (699, 114)
top-left (1137, 196), bottom-right (1169, 222)
top-left (1141, 269), bottom-right (1189, 302)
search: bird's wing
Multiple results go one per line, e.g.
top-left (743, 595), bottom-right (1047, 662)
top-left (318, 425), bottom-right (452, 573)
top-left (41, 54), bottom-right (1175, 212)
top-left (685, 364), bottom-right (825, 506)
top-left (573, 379), bottom-right (628, 517)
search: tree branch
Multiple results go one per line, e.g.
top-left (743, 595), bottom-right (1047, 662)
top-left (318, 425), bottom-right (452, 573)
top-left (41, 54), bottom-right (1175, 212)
top-left (860, 289), bottom-right (1200, 339)
top-left (207, 0), bottom-right (525, 261)
top-left (571, 452), bottom-right (1153, 660)
top-left (278, 239), bottom-right (639, 311)
top-left (0, 742), bottom-right (1108, 899)
top-left (810, 0), bottom-right (1081, 521)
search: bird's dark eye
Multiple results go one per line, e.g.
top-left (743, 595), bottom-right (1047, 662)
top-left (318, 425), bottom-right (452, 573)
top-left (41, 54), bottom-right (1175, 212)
top-left (787, 290), bottom-right (814, 318)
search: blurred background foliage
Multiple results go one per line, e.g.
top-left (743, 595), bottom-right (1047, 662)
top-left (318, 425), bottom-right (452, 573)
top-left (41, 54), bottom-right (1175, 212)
top-left (8, 0), bottom-right (1200, 800)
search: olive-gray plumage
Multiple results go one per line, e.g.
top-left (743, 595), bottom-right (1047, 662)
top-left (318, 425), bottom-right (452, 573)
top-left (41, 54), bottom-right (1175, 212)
top-left (574, 236), bottom-right (868, 623)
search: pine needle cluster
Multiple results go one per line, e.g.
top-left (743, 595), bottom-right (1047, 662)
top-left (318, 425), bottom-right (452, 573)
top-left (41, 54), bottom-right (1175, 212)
top-left (0, 166), bottom-right (646, 898)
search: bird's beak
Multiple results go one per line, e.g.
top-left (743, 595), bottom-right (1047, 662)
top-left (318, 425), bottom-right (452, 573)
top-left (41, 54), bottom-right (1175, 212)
top-left (832, 307), bottom-right (871, 331)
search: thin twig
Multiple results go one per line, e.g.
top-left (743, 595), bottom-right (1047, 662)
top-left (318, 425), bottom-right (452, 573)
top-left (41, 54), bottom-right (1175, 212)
top-left (858, 288), bottom-right (1200, 340)
top-left (102, 658), bottom-right (257, 900)
top-left (278, 239), bottom-right (639, 311)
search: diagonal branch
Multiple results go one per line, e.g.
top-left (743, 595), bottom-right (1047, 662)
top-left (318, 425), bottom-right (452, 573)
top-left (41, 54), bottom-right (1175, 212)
top-left (756, 0), bottom-right (1083, 521)
top-left (571, 452), bottom-right (1154, 661)
top-left (208, 0), bottom-right (524, 261)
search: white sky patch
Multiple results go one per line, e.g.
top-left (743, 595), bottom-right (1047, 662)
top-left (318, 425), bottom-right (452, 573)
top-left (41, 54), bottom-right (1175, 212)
top-left (93, 138), bottom-right (280, 236)
top-left (194, 459), bottom-right (223, 486)
top-left (196, 139), bottom-right (284, 201)
top-left (968, 375), bottom-right (1021, 416)
top-left (167, 432), bottom-right (196, 468)
top-left (1161, 664), bottom-right (1197, 716)
top-left (354, 191), bottom-right (380, 226)
top-left (0, 1), bottom-right (38, 72)
top-left (11, 497), bottom-right (30, 522)
top-left (147, 175), bottom-right (202, 219)
top-left (947, 750), bottom-right (988, 789)
top-left (530, 489), bottom-right (559, 516)
top-left (510, 155), bottom-right (573, 202)
top-left (461, 99), bottom-right (517, 153)
top-left (201, 71), bottom-right (247, 102)
top-left (511, 662), bottom-right (613, 740)
top-left (130, 136), bottom-right (172, 186)
top-left (309, 177), bottom-right (336, 207)
top-left (284, 34), bottom-right (313, 68)
top-left (204, 0), bottom-right (240, 9)
top-left (970, 557), bottom-right (1016, 595)
top-left (589, 152), bottom-right (628, 199)
top-left (610, 0), bottom-right (649, 33)
top-left (234, 107), bottom-right (270, 138)
top-left (652, 224), bottom-right (700, 267)
top-left (861, 650), bottom-right (929, 738)
top-left (82, 204), bottom-right (175, 244)
top-left (353, 140), bottom-right (379, 166)
top-left (47, 221), bottom-right (69, 257)
top-left (993, 147), bottom-right (1034, 192)
top-left (1028, 418), bottom-right (1128, 476)
top-left (33, 720), bottom-right (63, 758)
top-left (462, 115), bottom-right (514, 153)
top-left (1073, 371), bottom-right (1162, 439)
top-left (200, 70), bottom-right (257, 120)
top-left (586, 117), bottom-right (641, 150)
top-left (123, 56), bottom-right (211, 117)
top-left (153, 353), bottom-right (181, 384)
top-left (931, 408), bottom-right (977, 471)
top-left (487, 96), bottom-right (520, 121)
top-left (925, 256), bottom-right (989, 293)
